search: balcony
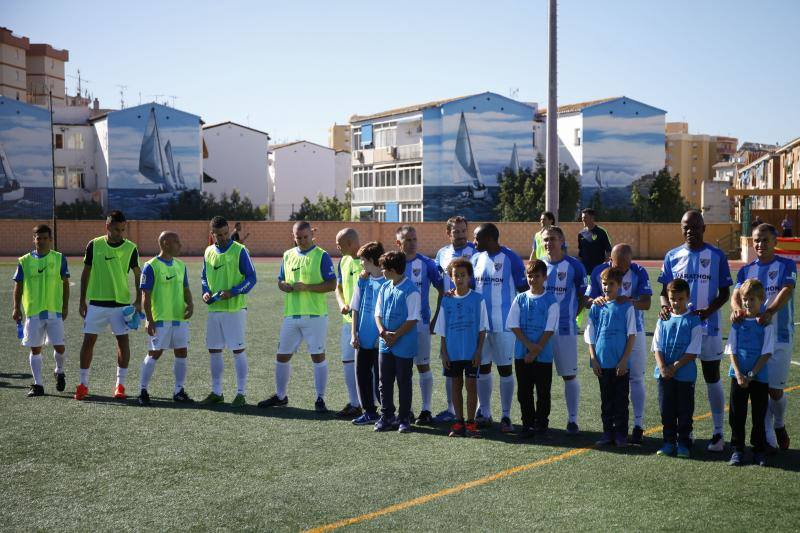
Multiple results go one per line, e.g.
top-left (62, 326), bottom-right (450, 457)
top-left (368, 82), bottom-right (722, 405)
top-left (396, 143), bottom-right (422, 160)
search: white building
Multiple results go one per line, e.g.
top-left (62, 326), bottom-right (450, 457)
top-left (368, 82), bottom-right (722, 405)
top-left (53, 105), bottom-right (104, 207)
top-left (334, 150), bottom-right (351, 201)
top-left (268, 140), bottom-right (338, 220)
top-left (202, 121), bottom-right (270, 209)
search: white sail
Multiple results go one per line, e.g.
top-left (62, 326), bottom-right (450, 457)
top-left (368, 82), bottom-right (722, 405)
top-left (139, 107), bottom-right (173, 191)
top-left (164, 140), bottom-right (180, 191)
top-left (0, 142), bottom-right (23, 200)
top-left (451, 111), bottom-right (483, 188)
top-left (176, 162), bottom-right (186, 190)
top-left (510, 143), bottom-right (520, 175)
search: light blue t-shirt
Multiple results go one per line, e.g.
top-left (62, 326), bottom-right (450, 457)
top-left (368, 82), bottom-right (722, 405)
top-left (471, 246), bottom-right (527, 332)
top-left (375, 278), bottom-right (421, 358)
top-left (435, 243), bottom-right (476, 292)
top-left (584, 301), bottom-right (637, 368)
top-left (736, 257), bottom-right (796, 343)
top-left (433, 290), bottom-right (488, 361)
top-left (506, 291), bottom-right (559, 362)
top-left (587, 262), bottom-right (652, 333)
top-left (658, 243), bottom-right (732, 337)
top-left (405, 253), bottom-right (443, 328)
top-left (543, 255), bottom-right (587, 336)
top-left (725, 319), bottom-right (775, 384)
top-left (652, 312), bottom-right (704, 382)
top-left (350, 275), bottom-right (385, 349)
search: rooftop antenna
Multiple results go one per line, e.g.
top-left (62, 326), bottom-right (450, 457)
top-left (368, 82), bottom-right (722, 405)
top-left (138, 91), bottom-right (142, 105)
top-left (147, 94), bottom-right (164, 105)
top-left (116, 84), bottom-right (128, 109)
top-left (509, 87), bottom-right (519, 99)
top-left (67, 69), bottom-right (91, 97)
top-left (168, 95), bottom-right (179, 107)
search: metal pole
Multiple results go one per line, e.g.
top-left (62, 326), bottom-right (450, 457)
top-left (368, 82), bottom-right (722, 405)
top-left (48, 90), bottom-right (58, 250)
top-left (545, 0), bottom-right (559, 220)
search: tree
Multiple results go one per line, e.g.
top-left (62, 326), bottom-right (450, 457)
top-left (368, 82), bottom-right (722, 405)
top-left (495, 153), bottom-right (581, 222)
top-left (55, 199), bottom-right (104, 219)
top-left (631, 167), bottom-right (690, 222)
top-left (161, 188), bottom-right (265, 220)
top-left (290, 193), bottom-right (350, 221)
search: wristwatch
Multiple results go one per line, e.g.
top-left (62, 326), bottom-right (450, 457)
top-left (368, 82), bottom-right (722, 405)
top-left (746, 371), bottom-right (755, 380)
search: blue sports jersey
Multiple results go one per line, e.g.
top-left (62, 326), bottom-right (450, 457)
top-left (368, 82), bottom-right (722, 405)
top-left (586, 262), bottom-right (652, 333)
top-left (353, 275), bottom-right (384, 349)
top-left (13, 251), bottom-right (70, 282)
top-left (658, 243), bottom-right (732, 337)
top-left (201, 240), bottom-right (257, 296)
top-left (652, 312), bottom-right (703, 382)
top-left (376, 278), bottom-right (420, 358)
top-left (586, 301), bottom-right (636, 368)
top-left (435, 243), bottom-right (476, 292)
top-left (471, 246), bottom-right (527, 332)
top-left (544, 255), bottom-right (587, 336)
top-left (435, 290), bottom-right (486, 361)
top-left (726, 319), bottom-right (774, 384)
top-left (405, 253), bottom-right (443, 328)
top-left (509, 291), bottom-right (559, 362)
top-left (736, 257), bottom-right (796, 343)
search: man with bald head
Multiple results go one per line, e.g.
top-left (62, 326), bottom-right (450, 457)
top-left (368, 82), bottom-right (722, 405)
top-left (137, 231), bottom-right (195, 405)
top-left (586, 243), bottom-right (652, 444)
top-left (659, 210), bottom-right (732, 452)
top-left (334, 227), bottom-right (363, 418)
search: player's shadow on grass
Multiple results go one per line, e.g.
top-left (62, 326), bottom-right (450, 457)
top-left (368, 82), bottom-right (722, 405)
top-left (0, 372), bottom-right (34, 390)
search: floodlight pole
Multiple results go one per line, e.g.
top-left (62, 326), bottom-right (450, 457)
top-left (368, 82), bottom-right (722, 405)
top-left (545, 0), bottom-right (559, 220)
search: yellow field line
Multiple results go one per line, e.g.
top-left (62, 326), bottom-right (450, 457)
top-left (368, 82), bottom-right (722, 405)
top-left (306, 384), bottom-right (800, 533)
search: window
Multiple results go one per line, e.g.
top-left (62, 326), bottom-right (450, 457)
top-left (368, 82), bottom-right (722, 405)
top-left (374, 122), bottom-right (397, 148)
top-left (66, 132), bottom-right (84, 150)
top-left (374, 204), bottom-right (386, 222)
top-left (352, 128), bottom-right (361, 151)
top-left (54, 167), bottom-right (66, 188)
top-left (68, 168), bottom-right (84, 189)
top-left (574, 128), bottom-right (581, 146)
top-left (54, 133), bottom-right (63, 149)
top-left (400, 203), bottom-right (423, 222)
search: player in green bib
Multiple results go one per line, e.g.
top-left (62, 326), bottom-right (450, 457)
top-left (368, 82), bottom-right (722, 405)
top-left (12, 224), bottom-right (70, 397)
top-left (136, 231), bottom-right (195, 405)
top-left (334, 228), bottom-right (363, 418)
top-left (200, 216), bottom-right (257, 407)
top-left (258, 221), bottom-right (337, 412)
top-left (75, 210), bottom-right (141, 401)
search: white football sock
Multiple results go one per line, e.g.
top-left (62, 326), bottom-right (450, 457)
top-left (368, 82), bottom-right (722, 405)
top-left (499, 374), bottom-right (515, 419)
top-left (233, 351), bottom-right (248, 395)
top-left (173, 357), bottom-right (187, 394)
top-left (79, 368), bottom-right (89, 387)
top-left (53, 349), bottom-right (66, 374)
top-left (29, 353), bottom-right (43, 385)
top-left (477, 372), bottom-right (493, 419)
top-left (343, 361), bottom-right (359, 406)
top-left (210, 352), bottom-right (224, 395)
top-left (445, 376), bottom-right (455, 414)
top-left (772, 395), bottom-right (788, 428)
top-left (707, 380), bottom-right (725, 436)
top-left (116, 367), bottom-right (128, 387)
top-left (630, 378), bottom-right (646, 428)
top-left (565, 378), bottom-right (580, 424)
top-left (419, 370), bottom-right (433, 412)
top-left (275, 360), bottom-right (291, 399)
top-left (139, 355), bottom-right (157, 390)
top-left (765, 405), bottom-right (778, 447)
top-left (313, 360), bottom-right (329, 399)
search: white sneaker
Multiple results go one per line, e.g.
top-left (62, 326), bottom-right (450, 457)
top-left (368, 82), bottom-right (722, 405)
top-left (706, 433), bottom-right (725, 452)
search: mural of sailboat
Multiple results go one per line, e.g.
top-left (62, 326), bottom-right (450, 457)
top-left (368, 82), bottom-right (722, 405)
top-left (0, 142), bottom-right (24, 202)
top-left (139, 107), bottom-right (182, 196)
top-left (452, 112), bottom-right (489, 200)
top-left (509, 143), bottom-right (520, 175)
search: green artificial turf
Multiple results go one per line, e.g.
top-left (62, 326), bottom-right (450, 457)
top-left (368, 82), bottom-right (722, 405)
top-left (1, 261), bottom-right (798, 532)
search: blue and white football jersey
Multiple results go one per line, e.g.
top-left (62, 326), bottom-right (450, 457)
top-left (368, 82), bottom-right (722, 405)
top-left (736, 257), bottom-right (796, 343)
top-left (658, 243), bottom-right (732, 337)
top-left (586, 261), bottom-right (652, 332)
top-left (544, 255), bottom-right (587, 336)
top-left (404, 253), bottom-right (443, 329)
top-left (435, 243), bottom-right (476, 292)
top-left (471, 246), bottom-right (527, 332)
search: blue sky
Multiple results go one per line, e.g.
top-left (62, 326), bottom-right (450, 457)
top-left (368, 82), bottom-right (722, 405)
top-left (6, 0), bottom-right (799, 147)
